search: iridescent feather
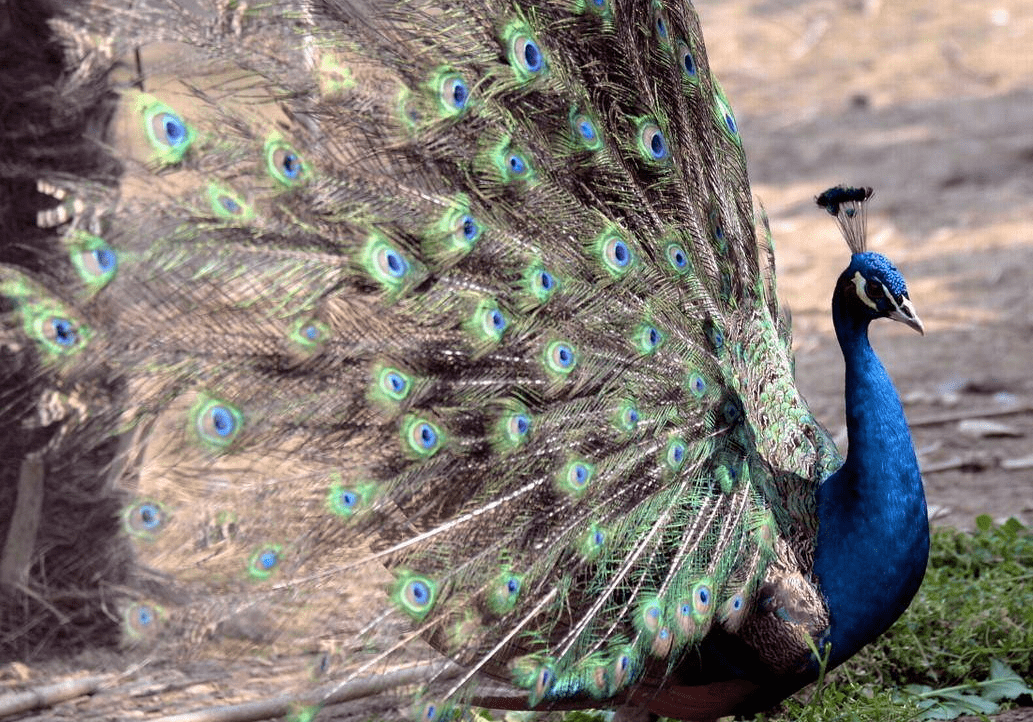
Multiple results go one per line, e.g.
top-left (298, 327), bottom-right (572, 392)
top-left (0, 2), bottom-right (927, 720)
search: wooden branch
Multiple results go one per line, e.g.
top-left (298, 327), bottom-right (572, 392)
top-left (151, 662), bottom-right (463, 722)
top-left (910, 405), bottom-right (1033, 428)
top-left (0, 675), bottom-right (108, 717)
top-left (0, 452), bottom-right (45, 587)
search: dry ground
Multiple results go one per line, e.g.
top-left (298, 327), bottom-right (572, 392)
top-left (701, 0), bottom-right (1033, 531)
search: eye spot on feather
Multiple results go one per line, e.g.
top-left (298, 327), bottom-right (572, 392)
top-left (377, 366), bottom-right (412, 401)
top-left (265, 137), bottom-right (307, 186)
top-left (326, 477), bottom-right (377, 519)
top-left (430, 199), bottom-right (482, 258)
top-left (616, 401), bottom-right (640, 433)
top-left (520, 263), bottom-right (559, 306)
top-left (665, 439), bottom-right (687, 470)
top-left (139, 95), bottom-right (194, 164)
top-left (206, 184), bottom-right (253, 221)
top-left (508, 152), bottom-right (527, 175)
top-left (688, 372), bottom-right (708, 398)
top-left (677, 40), bottom-right (698, 81)
top-left (498, 408), bottom-right (532, 449)
top-left (84, 246), bottom-right (117, 276)
top-left (511, 657), bottom-right (557, 705)
top-left (597, 230), bottom-right (635, 276)
top-left (248, 545), bottom-right (282, 579)
top-left (545, 340), bottom-right (577, 374)
top-left (403, 416), bottom-right (444, 457)
top-left (329, 486), bottom-right (357, 515)
top-left (380, 248), bottom-right (407, 277)
top-left (650, 1), bottom-right (670, 44)
top-left (488, 570), bottom-right (523, 614)
top-left (393, 572), bottom-right (437, 620)
top-left (706, 319), bottom-right (725, 352)
top-left (713, 86), bottom-right (741, 144)
top-left (7, 288), bottom-right (87, 356)
top-left (537, 269), bottom-right (556, 292)
top-left (708, 207), bottom-right (729, 251)
top-left (609, 648), bottom-right (637, 692)
top-left (533, 665), bottom-right (555, 702)
top-left (654, 14), bottom-right (668, 40)
top-left (666, 242), bottom-right (690, 272)
top-left (192, 397), bottom-right (243, 450)
top-left (437, 71), bottom-right (470, 115)
top-left (504, 21), bottom-right (548, 82)
top-left (493, 142), bottom-right (537, 184)
top-left (157, 113), bottom-right (186, 145)
top-left (43, 317), bottom-right (79, 349)
top-left (580, 523), bottom-right (607, 560)
top-left (459, 214), bottom-right (480, 244)
top-left (69, 231), bottom-right (118, 290)
top-left (607, 239), bottom-right (630, 267)
top-left (123, 603), bottom-right (163, 641)
top-left (289, 317), bottom-right (330, 353)
top-left (471, 300), bottom-right (507, 344)
top-left (363, 235), bottom-right (416, 291)
top-left (512, 36), bottom-right (544, 75)
top-left (636, 324), bottom-right (664, 355)
top-left (489, 308), bottom-right (506, 333)
top-left (510, 413), bottom-right (530, 437)
top-left (639, 600), bottom-right (663, 633)
top-left (416, 701), bottom-right (444, 722)
top-left (694, 583), bottom-right (712, 614)
top-left (638, 120), bottom-right (671, 163)
top-left (557, 459), bottom-right (594, 496)
top-left (124, 501), bottom-right (167, 537)
top-left (720, 591), bottom-right (749, 631)
top-left (570, 110), bottom-right (603, 150)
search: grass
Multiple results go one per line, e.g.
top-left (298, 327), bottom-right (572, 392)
top-left (538, 516), bottom-right (1033, 722)
top-left (753, 515), bottom-right (1033, 721)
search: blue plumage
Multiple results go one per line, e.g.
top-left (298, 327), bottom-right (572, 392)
top-left (816, 249), bottom-right (928, 669)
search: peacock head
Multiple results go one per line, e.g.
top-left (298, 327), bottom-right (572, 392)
top-left (842, 252), bottom-right (924, 334)
top-left (817, 185), bottom-right (924, 335)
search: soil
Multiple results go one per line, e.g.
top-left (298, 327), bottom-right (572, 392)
top-left (699, 0), bottom-right (1033, 532)
top-left (2, 1), bottom-right (1031, 720)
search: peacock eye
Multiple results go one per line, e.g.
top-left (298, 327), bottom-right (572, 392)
top-left (266, 140), bottom-right (307, 186)
top-left (867, 281), bottom-right (886, 300)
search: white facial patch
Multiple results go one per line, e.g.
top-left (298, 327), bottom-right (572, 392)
top-left (851, 271), bottom-right (880, 311)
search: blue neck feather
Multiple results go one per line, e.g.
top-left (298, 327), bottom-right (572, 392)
top-left (813, 272), bottom-right (929, 668)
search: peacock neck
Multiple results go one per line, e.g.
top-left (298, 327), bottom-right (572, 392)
top-left (813, 285), bottom-right (929, 669)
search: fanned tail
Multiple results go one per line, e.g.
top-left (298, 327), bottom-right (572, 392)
top-left (1, 1), bottom-right (842, 719)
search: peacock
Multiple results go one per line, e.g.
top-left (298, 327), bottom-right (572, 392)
top-left (0, 0), bottom-right (930, 720)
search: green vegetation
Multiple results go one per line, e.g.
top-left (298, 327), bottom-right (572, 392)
top-left (537, 516), bottom-right (1032, 722)
top-left (760, 516), bottom-right (1033, 721)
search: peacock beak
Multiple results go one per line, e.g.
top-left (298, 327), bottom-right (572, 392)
top-left (889, 298), bottom-right (924, 335)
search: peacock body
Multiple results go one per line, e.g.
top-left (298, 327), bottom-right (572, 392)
top-left (0, 1), bottom-right (928, 720)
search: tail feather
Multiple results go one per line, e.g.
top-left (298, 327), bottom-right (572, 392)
top-left (0, 1), bottom-right (842, 718)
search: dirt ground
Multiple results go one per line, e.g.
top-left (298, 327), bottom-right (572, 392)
top-left (699, 0), bottom-right (1033, 531)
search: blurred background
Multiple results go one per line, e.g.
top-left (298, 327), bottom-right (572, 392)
top-left (699, 0), bottom-right (1033, 529)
